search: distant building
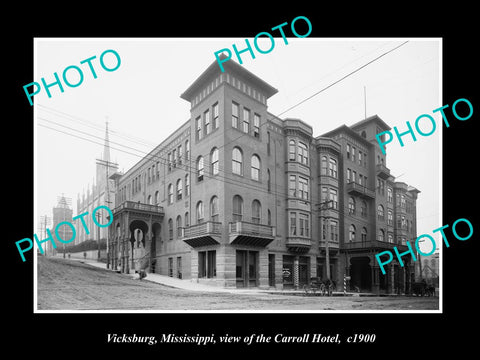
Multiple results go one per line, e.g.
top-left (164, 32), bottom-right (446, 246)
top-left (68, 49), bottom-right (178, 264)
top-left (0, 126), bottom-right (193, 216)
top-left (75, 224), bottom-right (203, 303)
top-left (50, 195), bottom-right (73, 256)
top-left (76, 123), bottom-right (118, 246)
top-left (107, 57), bottom-right (420, 294)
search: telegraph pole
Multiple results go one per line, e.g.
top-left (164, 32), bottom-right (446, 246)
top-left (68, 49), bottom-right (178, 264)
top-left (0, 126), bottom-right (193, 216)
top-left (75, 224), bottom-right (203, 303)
top-left (318, 199), bottom-right (334, 280)
top-left (57, 195), bottom-right (72, 258)
top-left (38, 215), bottom-right (51, 255)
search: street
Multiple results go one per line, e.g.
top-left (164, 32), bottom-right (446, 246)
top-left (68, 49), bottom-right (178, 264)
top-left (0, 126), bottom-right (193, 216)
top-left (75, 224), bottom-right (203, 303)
top-left (37, 256), bottom-right (439, 311)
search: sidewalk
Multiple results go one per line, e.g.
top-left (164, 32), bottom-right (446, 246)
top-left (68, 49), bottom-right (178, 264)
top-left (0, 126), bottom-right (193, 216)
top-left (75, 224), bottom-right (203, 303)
top-left (73, 257), bottom-right (377, 296)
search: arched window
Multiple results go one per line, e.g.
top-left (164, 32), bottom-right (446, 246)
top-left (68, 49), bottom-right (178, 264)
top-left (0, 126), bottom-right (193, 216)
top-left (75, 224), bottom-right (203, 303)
top-left (289, 140), bottom-right (296, 161)
top-left (251, 154), bottom-right (260, 180)
top-left (168, 183), bottom-right (173, 205)
top-left (147, 195), bottom-right (152, 205)
top-left (361, 130), bottom-right (367, 138)
top-left (349, 224), bottom-right (356, 242)
top-left (232, 195), bottom-right (243, 221)
top-left (154, 190), bottom-right (159, 205)
top-left (321, 156), bottom-right (328, 175)
top-left (210, 196), bottom-right (219, 222)
top-left (361, 200), bottom-right (367, 217)
top-left (298, 142), bottom-right (308, 165)
top-left (211, 147), bottom-right (219, 175)
top-left (197, 156), bottom-right (204, 181)
top-left (176, 215), bottom-right (182, 237)
top-left (348, 197), bottom-right (356, 215)
top-left (168, 218), bottom-right (173, 240)
top-left (378, 229), bottom-right (385, 242)
top-left (185, 174), bottom-right (190, 197)
top-left (388, 233), bottom-right (394, 243)
top-left (196, 201), bottom-right (204, 224)
top-left (377, 204), bottom-right (385, 220)
top-left (252, 199), bottom-right (261, 224)
top-left (267, 209), bottom-right (272, 226)
top-left (176, 178), bottom-right (182, 201)
top-left (361, 227), bottom-right (367, 242)
top-left (232, 147), bottom-right (243, 175)
top-left (185, 212), bottom-right (190, 227)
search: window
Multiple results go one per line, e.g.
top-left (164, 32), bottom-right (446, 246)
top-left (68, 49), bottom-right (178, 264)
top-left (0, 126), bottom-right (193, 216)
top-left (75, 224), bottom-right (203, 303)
top-left (359, 174), bottom-right (363, 186)
top-left (387, 188), bottom-right (393, 203)
top-left (351, 146), bottom-right (356, 162)
top-left (267, 169), bottom-right (271, 192)
top-left (251, 154), bottom-right (260, 180)
top-left (361, 227), bottom-right (367, 242)
top-left (168, 257), bottom-right (173, 277)
top-left (267, 132), bottom-right (271, 155)
top-left (185, 140), bottom-right (190, 161)
top-left (378, 229), bottom-right (385, 242)
top-left (211, 148), bottom-right (219, 175)
top-left (298, 176), bottom-right (309, 200)
top-left (348, 197), bottom-right (356, 215)
top-left (253, 113), bottom-right (260, 138)
top-left (177, 257), bottom-right (182, 279)
top-left (321, 156), bottom-right (328, 175)
top-left (232, 102), bottom-right (239, 128)
top-left (358, 151), bottom-right (362, 165)
top-left (168, 218), bottom-right (173, 240)
top-left (267, 209), bottom-right (271, 226)
top-left (204, 109), bottom-right (211, 135)
top-left (210, 196), bottom-right (219, 222)
top-left (232, 147), bottom-right (243, 175)
top-left (289, 140), bottom-right (296, 161)
top-left (377, 179), bottom-right (385, 195)
top-left (176, 178), bottom-right (182, 201)
top-left (177, 145), bottom-right (183, 165)
top-left (347, 168), bottom-right (351, 183)
top-left (185, 212), bottom-right (189, 227)
top-left (199, 250), bottom-right (216, 278)
top-left (361, 200), bottom-right (367, 217)
top-left (176, 215), bottom-right (182, 237)
top-left (363, 153), bottom-right (367, 167)
top-left (242, 108), bottom-right (250, 133)
top-left (154, 190), bottom-right (159, 205)
top-left (388, 233), bottom-right (394, 243)
top-left (168, 183), bottom-right (173, 205)
top-left (196, 116), bottom-right (202, 140)
top-left (322, 187), bottom-right (338, 209)
top-left (387, 210), bottom-right (393, 225)
top-left (349, 224), bottom-right (356, 242)
top-left (168, 152), bottom-right (172, 172)
top-left (377, 204), bottom-right (385, 220)
top-left (330, 220), bottom-right (338, 242)
top-left (299, 213), bottom-right (309, 237)
top-left (172, 149), bottom-right (176, 168)
top-left (196, 201), bottom-right (204, 224)
top-left (329, 158), bottom-right (337, 178)
top-left (347, 144), bottom-right (351, 159)
top-left (185, 174), bottom-right (190, 197)
top-left (401, 194), bottom-right (406, 208)
top-left (197, 156), bottom-right (204, 181)
top-left (233, 195), bottom-right (243, 221)
top-left (289, 175), bottom-right (296, 197)
top-left (290, 212), bottom-right (297, 236)
top-left (251, 200), bottom-right (261, 224)
top-left (298, 142), bottom-right (308, 165)
top-left (212, 102), bottom-right (219, 129)
top-left (352, 170), bottom-right (357, 184)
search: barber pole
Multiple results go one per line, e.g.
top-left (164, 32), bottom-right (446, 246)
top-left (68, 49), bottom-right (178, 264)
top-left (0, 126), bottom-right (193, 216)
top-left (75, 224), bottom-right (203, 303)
top-left (344, 275), bottom-right (351, 295)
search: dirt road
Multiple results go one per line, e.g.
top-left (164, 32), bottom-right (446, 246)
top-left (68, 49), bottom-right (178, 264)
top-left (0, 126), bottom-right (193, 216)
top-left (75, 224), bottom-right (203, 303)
top-left (37, 256), bottom-right (439, 311)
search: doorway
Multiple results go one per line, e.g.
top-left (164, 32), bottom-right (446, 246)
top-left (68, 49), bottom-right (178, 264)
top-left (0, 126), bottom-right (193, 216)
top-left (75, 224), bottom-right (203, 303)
top-left (236, 250), bottom-right (258, 288)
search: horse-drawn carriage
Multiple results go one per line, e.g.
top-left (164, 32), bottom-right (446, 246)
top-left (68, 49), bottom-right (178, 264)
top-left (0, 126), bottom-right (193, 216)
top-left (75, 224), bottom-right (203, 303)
top-left (411, 281), bottom-right (435, 296)
top-left (303, 277), bottom-right (336, 296)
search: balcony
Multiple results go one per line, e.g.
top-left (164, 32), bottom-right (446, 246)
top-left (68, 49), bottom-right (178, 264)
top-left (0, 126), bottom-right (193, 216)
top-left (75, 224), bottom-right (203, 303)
top-left (346, 182), bottom-right (375, 199)
top-left (286, 237), bottom-right (312, 253)
top-left (229, 221), bottom-right (275, 247)
top-left (342, 240), bottom-right (408, 253)
top-left (182, 221), bottom-right (222, 248)
top-left (113, 201), bottom-right (164, 216)
top-left (376, 163), bottom-right (391, 180)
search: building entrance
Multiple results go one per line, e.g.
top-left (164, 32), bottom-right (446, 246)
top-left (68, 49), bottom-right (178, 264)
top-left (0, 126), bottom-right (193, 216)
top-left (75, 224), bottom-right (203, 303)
top-left (236, 250), bottom-right (258, 288)
top-left (350, 256), bottom-right (372, 292)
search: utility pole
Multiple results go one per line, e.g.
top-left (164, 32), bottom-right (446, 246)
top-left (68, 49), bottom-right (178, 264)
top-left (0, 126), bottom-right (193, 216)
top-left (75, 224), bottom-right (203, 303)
top-left (38, 215), bottom-right (51, 255)
top-left (318, 199), bottom-right (334, 280)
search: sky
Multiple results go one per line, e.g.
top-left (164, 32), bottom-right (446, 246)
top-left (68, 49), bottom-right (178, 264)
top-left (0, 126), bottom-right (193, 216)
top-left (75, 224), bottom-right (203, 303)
top-left (34, 37), bottom-right (441, 253)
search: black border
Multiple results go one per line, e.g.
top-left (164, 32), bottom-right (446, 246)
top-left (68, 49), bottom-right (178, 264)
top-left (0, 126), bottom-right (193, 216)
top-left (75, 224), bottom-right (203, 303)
top-left (7, 5), bottom-right (478, 355)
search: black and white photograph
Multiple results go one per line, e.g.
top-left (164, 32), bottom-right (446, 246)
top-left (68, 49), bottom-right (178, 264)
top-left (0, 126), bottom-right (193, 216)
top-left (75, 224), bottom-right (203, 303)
top-left (7, 7), bottom-right (478, 356)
